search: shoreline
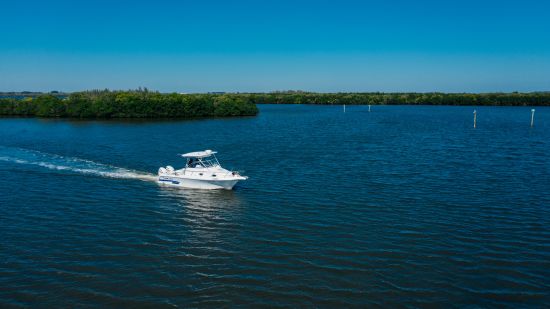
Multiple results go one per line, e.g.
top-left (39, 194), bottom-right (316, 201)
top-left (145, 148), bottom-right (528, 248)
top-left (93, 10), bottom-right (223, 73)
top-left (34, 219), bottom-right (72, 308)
top-left (1, 90), bottom-right (549, 120)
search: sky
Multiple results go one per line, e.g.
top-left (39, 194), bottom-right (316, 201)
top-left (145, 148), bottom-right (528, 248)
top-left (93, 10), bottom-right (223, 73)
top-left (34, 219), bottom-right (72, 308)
top-left (1, 0), bottom-right (549, 93)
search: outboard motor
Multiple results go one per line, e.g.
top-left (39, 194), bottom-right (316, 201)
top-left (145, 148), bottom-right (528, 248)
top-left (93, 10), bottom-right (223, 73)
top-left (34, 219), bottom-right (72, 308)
top-left (166, 166), bottom-right (175, 174)
top-left (158, 167), bottom-right (167, 175)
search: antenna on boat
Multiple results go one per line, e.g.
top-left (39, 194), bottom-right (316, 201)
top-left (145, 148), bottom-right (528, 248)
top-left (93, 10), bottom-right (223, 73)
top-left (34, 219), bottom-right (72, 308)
top-left (368, 105), bottom-right (371, 112)
top-left (343, 104), bottom-right (346, 113)
top-left (473, 110), bottom-right (477, 128)
top-left (531, 109), bottom-right (535, 127)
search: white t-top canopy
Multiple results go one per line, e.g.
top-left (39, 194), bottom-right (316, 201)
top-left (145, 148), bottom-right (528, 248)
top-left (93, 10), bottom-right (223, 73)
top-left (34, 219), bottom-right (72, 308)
top-left (181, 150), bottom-right (217, 158)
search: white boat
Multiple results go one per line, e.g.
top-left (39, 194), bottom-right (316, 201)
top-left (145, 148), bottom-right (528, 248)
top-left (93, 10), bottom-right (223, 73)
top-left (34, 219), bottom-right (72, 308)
top-left (158, 150), bottom-right (247, 190)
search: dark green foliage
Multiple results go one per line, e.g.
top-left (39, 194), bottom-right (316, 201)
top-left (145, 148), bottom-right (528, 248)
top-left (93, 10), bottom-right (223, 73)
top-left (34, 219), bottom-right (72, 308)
top-left (243, 91), bottom-right (550, 106)
top-left (0, 90), bottom-right (259, 118)
top-left (214, 95), bottom-right (258, 116)
top-left (35, 95), bottom-right (65, 117)
top-left (2, 90), bottom-right (549, 119)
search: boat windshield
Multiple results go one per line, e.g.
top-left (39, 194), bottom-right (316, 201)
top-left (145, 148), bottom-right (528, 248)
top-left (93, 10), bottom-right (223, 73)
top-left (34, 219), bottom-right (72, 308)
top-left (186, 155), bottom-right (220, 168)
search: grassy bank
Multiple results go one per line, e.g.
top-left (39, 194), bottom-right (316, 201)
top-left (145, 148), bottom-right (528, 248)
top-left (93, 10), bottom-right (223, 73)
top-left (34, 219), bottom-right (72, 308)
top-left (0, 90), bottom-right (259, 118)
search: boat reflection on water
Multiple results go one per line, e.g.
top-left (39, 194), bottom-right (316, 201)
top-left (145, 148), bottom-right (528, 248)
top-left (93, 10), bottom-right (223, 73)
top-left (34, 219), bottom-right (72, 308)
top-left (160, 185), bottom-right (246, 247)
top-left (158, 184), bottom-right (245, 210)
top-left (157, 185), bottom-right (246, 245)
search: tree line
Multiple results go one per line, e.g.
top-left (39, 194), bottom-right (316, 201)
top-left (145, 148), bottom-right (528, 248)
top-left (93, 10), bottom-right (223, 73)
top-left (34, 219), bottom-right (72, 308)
top-left (0, 89), bottom-right (259, 118)
top-left (241, 91), bottom-right (550, 106)
top-left (1, 90), bottom-right (548, 118)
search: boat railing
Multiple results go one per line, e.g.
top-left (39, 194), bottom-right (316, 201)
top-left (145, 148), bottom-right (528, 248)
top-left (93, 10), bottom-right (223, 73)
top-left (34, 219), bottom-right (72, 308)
top-left (178, 169), bottom-right (219, 177)
top-left (177, 169), bottom-right (239, 178)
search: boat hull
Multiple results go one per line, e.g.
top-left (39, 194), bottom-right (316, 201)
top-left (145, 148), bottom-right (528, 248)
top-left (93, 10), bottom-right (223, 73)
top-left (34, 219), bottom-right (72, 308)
top-left (158, 175), bottom-right (241, 190)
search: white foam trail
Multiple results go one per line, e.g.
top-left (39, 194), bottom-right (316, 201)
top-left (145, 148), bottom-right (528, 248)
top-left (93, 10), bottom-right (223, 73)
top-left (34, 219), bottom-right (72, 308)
top-left (0, 146), bottom-right (157, 182)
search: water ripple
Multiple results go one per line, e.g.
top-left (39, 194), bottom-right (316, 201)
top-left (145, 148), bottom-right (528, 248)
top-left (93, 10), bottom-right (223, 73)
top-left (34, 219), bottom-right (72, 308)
top-left (1, 106), bottom-right (549, 307)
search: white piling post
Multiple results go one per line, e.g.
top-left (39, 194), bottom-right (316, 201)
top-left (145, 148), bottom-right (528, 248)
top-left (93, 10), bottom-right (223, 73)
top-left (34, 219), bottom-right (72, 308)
top-left (368, 105), bottom-right (371, 112)
top-left (473, 110), bottom-right (477, 128)
top-left (343, 104), bottom-right (346, 113)
top-left (531, 109), bottom-right (535, 127)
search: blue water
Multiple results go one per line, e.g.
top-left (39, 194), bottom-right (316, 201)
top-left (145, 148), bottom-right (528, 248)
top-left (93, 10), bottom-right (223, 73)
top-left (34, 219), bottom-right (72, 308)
top-left (1, 105), bottom-right (549, 307)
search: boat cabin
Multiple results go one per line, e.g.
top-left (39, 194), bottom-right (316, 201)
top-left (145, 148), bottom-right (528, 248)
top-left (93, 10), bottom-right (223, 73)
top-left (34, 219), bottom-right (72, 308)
top-left (181, 150), bottom-right (221, 169)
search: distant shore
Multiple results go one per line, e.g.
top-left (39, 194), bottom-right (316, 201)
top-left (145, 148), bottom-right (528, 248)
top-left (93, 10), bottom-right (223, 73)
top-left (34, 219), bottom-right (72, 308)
top-left (243, 91), bottom-right (550, 106)
top-left (1, 90), bottom-right (549, 119)
top-left (0, 90), bottom-right (259, 118)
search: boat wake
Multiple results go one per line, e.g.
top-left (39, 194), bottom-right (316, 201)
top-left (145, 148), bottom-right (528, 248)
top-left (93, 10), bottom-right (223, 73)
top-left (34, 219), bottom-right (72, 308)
top-left (0, 146), bottom-right (157, 182)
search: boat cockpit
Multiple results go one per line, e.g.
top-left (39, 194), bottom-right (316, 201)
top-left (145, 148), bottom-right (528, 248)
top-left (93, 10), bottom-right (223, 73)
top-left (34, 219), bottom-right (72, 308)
top-left (186, 157), bottom-right (219, 169)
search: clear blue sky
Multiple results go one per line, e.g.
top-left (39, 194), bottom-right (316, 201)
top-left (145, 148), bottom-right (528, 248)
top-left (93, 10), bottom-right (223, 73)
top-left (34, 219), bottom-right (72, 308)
top-left (1, 0), bottom-right (549, 93)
